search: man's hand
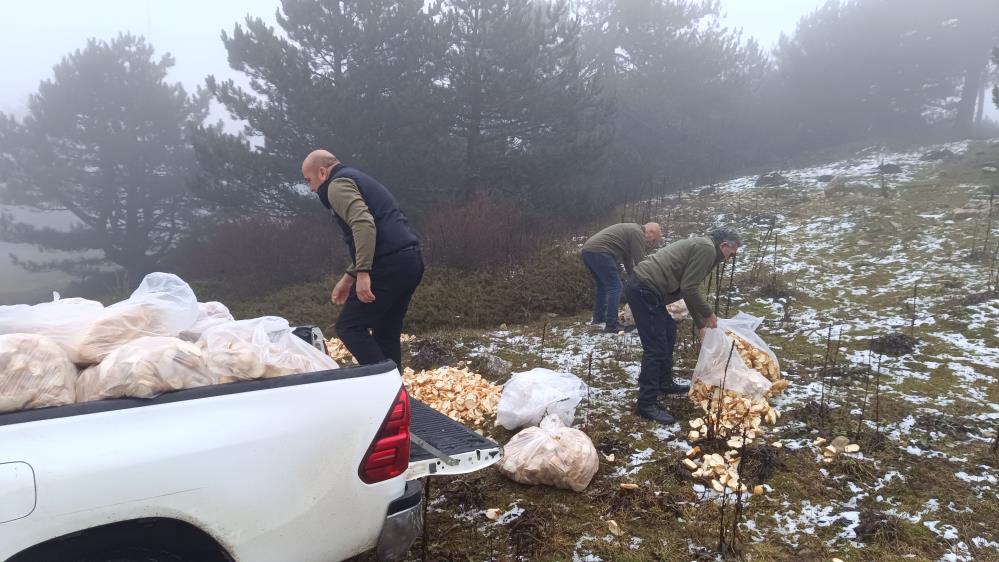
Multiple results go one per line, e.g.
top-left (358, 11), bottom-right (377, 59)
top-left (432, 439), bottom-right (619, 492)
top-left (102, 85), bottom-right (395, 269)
top-left (703, 314), bottom-right (719, 329)
top-left (355, 272), bottom-right (375, 303)
top-left (331, 274), bottom-right (354, 305)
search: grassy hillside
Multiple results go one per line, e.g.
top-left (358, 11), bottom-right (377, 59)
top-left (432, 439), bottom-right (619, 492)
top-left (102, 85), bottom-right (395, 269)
top-left (347, 140), bottom-right (999, 562)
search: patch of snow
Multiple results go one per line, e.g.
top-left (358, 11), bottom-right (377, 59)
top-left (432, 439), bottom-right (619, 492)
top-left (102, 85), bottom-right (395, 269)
top-left (955, 470), bottom-right (998, 484)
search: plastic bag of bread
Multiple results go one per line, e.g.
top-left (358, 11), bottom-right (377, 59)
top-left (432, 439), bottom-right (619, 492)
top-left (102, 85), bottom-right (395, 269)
top-left (180, 302), bottom-right (235, 342)
top-left (619, 304), bottom-right (634, 325)
top-left (666, 299), bottom-right (691, 320)
top-left (0, 295), bottom-right (104, 364)
top-left (76, 273), bottom-right (199, 365)
top-left (0, 333), bottom-right (78, 412)
top-left (496, 414), bottom-right (599, 492)
top-left (76, 336), bottom-right (215, 401)
top-left (692, 312), bottom-right (775, 398)
top-left (200, 316), bottom-right (338, 383)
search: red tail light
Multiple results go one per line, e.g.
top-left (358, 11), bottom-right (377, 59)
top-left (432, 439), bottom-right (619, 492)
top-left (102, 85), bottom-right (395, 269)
top-left (359, 387), bottom-right (411, 484)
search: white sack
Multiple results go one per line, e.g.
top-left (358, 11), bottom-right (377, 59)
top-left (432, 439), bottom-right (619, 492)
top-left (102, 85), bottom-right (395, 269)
top-left (496, 414), bottom-right (599, 492)
top-left (496, 368), bottom-right (587, 430)
top-left (0, 333), bottom-right (78, 412)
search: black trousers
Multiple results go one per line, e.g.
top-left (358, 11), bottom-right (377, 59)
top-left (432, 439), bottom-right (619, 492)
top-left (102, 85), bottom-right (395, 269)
top-left (336, 247), bottom-right (424, 370)
top-left (624, 276), bottom-right (678, 407)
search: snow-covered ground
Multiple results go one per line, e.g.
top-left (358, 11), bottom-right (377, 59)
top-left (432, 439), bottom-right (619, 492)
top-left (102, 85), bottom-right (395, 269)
top-left (439, 139), bottom-right (999, 562)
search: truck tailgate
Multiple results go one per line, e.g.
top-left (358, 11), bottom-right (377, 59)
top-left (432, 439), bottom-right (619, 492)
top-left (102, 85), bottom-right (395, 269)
top-left (406, 399), bottom-right (502, 480)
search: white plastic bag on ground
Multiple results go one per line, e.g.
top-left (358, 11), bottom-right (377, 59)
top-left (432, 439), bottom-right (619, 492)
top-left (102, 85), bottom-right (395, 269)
top-left (76, 336), bottom-right (213, 401)
top-left (496, 368), bottom-right (587, 430)
top-left (76, 273), bottom-right (200, 365)
top-left (0, 333), bottom-right (78, 412)
top-left (496, 414), bottom-right (599, 492)
top-left (180, 302), bottom-right (235, 342)
top-left (0, 296), bottom-right (105, 364)
top-left (692, 312), bottom-right (774, 398)
top-left (200, 316), bottom-right (338, 383)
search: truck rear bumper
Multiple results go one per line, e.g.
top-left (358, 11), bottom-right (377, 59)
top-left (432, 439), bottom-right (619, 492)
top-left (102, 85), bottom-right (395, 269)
top-left (376, 480), bottom-right (423, 562)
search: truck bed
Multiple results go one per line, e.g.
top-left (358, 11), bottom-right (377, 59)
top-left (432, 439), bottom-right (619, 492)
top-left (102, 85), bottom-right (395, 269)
top-left (0, 362), bottom-right (503, 478)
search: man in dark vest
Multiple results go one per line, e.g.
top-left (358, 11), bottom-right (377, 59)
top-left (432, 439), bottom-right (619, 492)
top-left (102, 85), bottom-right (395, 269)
top-left (626, 228), bottom-right (741, 424)
top-left (581, 222), bottom-right (662, 333)
top-left (302, 149), bottom-right (423, 370)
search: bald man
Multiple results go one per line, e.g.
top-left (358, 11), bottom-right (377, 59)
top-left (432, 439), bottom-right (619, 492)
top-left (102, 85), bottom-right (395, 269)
top-left (581, 222), bottom-right (662, 333)
top-left (302, 150), bottom-right (423, 370)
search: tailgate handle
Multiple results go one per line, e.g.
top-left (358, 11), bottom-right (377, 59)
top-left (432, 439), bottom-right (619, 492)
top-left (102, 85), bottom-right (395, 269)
top-left (410, 434), bottom-right (459, 467)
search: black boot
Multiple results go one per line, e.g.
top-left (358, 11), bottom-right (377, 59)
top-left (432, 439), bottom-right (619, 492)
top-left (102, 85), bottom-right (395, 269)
top-left (635, 403), bottom-right (676, 424)
top-left (660, 382), bottom-right (690, 395)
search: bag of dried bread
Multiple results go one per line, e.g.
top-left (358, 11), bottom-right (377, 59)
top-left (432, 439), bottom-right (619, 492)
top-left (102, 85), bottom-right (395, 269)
top-left (0, 333), bottom-right (78, 413)
top-left (666, 299), bottom-right (691, 320)
top-left (76, 273), bottom-right (199, 365)
top-left (180, 301), bottom-right (235, 342)
top-left (0, 295), bottom-right (105, 364)
top-left (497, 414), bottom-right (599, 492)
top-left (200, 316), bottom-right (338, 383)
top-left (76, 336), bottom-right (215, 401)
top-left (496, 368), bottom-right (588, 430)
top-left (692, 312), bottom-right (777, 399)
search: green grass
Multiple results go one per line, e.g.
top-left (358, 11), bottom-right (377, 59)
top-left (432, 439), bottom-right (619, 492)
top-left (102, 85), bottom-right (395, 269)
top-left (194, 245), bottom-right (594, 335)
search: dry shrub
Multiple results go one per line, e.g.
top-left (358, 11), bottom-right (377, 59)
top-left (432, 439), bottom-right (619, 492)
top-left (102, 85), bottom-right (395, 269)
top-left (856, 509), bottom-right (905, 544)
top-left (420, 193), bottom-right (571, 272)
top-left (167, 213), bottom-right (342, 295)
top-left (408, 336), bottom-right (461, 371)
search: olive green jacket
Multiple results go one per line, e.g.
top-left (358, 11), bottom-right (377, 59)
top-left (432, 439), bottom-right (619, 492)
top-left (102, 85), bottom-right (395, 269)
top-left (581, 223), bottom-right (647, 274)
top-left (633, 236), bottom-right (723, 328)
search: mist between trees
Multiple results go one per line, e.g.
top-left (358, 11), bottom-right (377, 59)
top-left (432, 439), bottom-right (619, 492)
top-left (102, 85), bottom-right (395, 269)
top-left (0, 0), bottom-right (997, 301)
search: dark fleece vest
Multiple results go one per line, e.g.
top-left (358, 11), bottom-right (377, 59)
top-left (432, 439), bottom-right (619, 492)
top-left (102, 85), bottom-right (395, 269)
top-left (319, 164), bottom-right (418, 266)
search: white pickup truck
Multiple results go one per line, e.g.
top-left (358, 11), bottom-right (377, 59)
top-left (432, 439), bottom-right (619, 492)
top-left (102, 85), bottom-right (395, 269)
top-left (0, 328), bottom-right (501, 562)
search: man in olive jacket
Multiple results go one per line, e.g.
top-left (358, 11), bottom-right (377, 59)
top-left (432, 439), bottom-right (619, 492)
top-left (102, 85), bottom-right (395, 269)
top-left (626, 228), bottom-right (741, 424)
top-left (581, 222), bottom-right (662, 333)
top-left (302, 149), bottom-right (423, 371)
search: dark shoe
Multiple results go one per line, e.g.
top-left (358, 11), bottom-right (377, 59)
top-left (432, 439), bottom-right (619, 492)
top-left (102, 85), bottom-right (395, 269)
top-left (604, 324), bottom-right (635, 333)
top-left (635, 403), bottom-right (676, 424)
top-left (660, 382), bottom-right (690, 395)
top-left (590, 317), bottom-right (605, 325)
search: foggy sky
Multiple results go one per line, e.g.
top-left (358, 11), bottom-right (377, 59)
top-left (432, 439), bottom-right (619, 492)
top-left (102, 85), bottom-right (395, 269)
top-left (0, 0), bottom-right (826, 116)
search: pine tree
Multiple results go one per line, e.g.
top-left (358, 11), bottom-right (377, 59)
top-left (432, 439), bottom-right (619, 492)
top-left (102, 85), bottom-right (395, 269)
top-left (773, 0), bottom-right (999, 146)
top-left (194, 0), bottom-right (450, 217)
top-left (0, 35), bottom-right (208, 286)
top-left (439, 0), bottom-right (610, 203)
top-left (581, 0), bottom-right (767, 196)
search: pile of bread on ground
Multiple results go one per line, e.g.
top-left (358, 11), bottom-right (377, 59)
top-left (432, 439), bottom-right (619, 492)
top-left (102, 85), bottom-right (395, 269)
top-left (0, 273), bottom-right (337, 413)
top-left (401, 365), bottom-right (501, 427)
top-left (682, 317), bottom-right (790, 495)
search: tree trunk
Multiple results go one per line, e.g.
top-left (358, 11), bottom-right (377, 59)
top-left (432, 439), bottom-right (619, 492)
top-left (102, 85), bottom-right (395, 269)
top-left (975, 69), bottom-right (986, 125)
top-left (955, 59), bottom-right (985, 135)
top-left (464, 99), bottom-right (482, 199)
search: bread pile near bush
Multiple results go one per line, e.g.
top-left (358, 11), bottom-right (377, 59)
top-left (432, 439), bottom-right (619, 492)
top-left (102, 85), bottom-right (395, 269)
top-left (683, 322), bottom-right (790, 494)
top-left (402, 365), bottom-right (501, 427)
top-left (0, 273), bottom-right (338, 412)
